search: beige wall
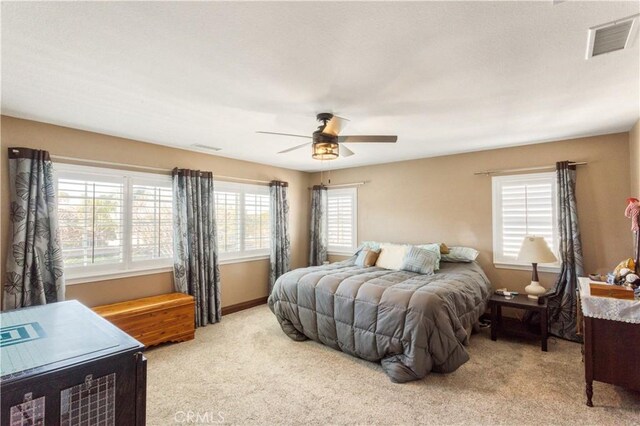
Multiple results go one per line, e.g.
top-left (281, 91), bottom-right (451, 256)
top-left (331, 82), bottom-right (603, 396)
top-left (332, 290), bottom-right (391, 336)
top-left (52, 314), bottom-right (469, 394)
top-left (1, 115), bottom-right (634, 309)
top-left (320, 133), bottom-right (632, 294)
top-left (630, 119), bottom-right (640, 196)
top-left (1, 116), bottom-right (311, 308)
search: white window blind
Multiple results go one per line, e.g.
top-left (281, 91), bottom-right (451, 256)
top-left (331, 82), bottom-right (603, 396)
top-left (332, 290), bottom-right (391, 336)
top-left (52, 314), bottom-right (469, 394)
top-left (131, 182), bottom-right (173, 262)
top-left (327, 187), bottom-right (357, 253)
top-left (492, 172), bottom-right (559, 268)
top-left (57, 178), bottom-right (125, 267)
top-left (214, 181), bottom-right (270, 260)
top-left (215, 190), bottom-right (241, 253)
top-left (244, 192), bottom-right (270, 251)
top-left (55, 164), bottom-right (173, 282)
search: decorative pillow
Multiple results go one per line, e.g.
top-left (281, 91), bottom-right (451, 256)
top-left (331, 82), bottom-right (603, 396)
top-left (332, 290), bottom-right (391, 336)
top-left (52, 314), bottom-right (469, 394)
top-left (376, 243), bottom-right (409, 270)
top-left (441, 246), bottom-right (479, 262)
top-left (439, 243), bottom-right (450, 254)
top-left (416, 243), bottom-right (442, 270)
top-left (355, 247), bottom-right (381, 267)
top-left (402, 247), bottom-right (438, 275)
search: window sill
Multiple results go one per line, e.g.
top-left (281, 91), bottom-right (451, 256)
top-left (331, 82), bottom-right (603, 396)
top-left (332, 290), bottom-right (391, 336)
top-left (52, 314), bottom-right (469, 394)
top-left (493, 262), bottom-right (561, 273)
top-left (65, 256), bottom-right (272, 285)
top-left (66, 266), bottom-right (173, 286)
top-left (219, 254), bottom-right (270, 265)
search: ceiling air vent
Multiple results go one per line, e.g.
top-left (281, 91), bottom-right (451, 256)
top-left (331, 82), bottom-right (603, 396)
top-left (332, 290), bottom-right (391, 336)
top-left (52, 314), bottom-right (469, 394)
top-left (191, 143), bottom-right (221, 152)
top-left (586, 14), bottom-right (639, 59)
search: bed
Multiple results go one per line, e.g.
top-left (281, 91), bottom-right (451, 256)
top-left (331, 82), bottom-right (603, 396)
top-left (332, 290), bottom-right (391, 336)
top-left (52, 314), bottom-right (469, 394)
top-left (268, 257), bottom-right (492, 383)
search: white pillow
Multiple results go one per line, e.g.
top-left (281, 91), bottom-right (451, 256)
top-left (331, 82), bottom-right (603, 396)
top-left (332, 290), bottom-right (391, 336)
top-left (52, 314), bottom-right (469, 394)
top-left (376, 243), bottom-right (409, 270)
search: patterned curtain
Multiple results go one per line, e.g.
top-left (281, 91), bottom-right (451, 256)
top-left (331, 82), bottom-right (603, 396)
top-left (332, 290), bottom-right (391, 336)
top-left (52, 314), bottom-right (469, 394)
top-left (172, 168), bottom-right (221, 327)
top-left (4, 148), bottom-right (65, 310)
top-left (269, 181), bottom-right (291, 293)
top-left (547, 161), bottom-right (584, 342)
top-left (309, 185), bottom-right (328, 266)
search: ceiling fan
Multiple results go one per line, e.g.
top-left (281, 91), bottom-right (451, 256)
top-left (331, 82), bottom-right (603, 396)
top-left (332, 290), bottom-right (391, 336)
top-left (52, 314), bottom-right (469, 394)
top-left (257, 113), bottom-right (398, 160)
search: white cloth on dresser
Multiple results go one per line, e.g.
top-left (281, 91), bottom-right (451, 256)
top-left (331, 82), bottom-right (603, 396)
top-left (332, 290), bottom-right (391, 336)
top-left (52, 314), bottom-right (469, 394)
top-left (578, 277), bottom-right (640, 324)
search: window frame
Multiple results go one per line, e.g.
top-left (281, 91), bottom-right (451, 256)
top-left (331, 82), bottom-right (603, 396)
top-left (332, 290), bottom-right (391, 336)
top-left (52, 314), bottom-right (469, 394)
top-left (326, 187), bottom-right (358, 255)
top-left (54, 163), bottom-right (174, 284)
top-left (492, 172), bottom-right (561, 272)
top-left (214, 181), bottom-right (271, 263)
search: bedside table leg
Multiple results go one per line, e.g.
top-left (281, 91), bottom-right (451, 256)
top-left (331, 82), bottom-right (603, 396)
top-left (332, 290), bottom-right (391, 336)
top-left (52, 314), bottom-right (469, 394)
top-left (586, 380), bottom-right (593, 407)
top-left (491, 303), bottom-right (498, 341)
top-left (541, 306), bottom-right (548, 352)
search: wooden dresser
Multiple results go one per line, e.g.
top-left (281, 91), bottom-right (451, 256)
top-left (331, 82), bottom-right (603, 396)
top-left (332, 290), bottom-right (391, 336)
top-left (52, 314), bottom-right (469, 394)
top-left (93, 293), bottom-right (195, 348)
top-left (0, 300), bottom-right (146, 425)
top-left (578, 278), bottom-right (640, 407)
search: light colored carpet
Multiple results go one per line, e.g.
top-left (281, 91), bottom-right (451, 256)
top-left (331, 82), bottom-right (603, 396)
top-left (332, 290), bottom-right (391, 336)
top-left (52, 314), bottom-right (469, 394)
top-left (145, 306), bottom-right (640, 425)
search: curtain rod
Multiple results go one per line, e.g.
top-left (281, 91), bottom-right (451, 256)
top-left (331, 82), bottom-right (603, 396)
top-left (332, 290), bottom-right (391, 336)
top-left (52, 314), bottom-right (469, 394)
top-left (215, 175), bottom-right (271, 185)
top-left (308, 181), bottom-right (367, 189)
top-left (474, 162), bottom-right (588, 176)
top-left (49, 154), bottom-right (272, 184)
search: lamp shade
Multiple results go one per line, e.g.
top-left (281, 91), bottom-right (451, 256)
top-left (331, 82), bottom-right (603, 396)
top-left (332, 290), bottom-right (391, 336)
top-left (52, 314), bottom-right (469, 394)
top-left (517, 236), bottom-right (557, 264)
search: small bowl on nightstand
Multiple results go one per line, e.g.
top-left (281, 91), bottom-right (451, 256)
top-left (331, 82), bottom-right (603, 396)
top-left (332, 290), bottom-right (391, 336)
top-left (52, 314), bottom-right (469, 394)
top-left (589, 274), bottom-right (607, 282)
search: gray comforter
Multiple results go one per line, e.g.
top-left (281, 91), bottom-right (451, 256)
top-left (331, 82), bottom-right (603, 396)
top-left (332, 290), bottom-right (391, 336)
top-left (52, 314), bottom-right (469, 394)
top-left (268, 259), bottom-right (492, 383)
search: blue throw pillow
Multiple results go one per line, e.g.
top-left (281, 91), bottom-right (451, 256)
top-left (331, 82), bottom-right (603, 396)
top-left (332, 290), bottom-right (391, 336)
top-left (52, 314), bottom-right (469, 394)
top-left (402, 247), bottom-right (438, 275)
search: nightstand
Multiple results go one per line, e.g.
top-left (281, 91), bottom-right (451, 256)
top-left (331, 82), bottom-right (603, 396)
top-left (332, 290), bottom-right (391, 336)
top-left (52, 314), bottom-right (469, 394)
top-left (489, 293), bottom-right (548, 351)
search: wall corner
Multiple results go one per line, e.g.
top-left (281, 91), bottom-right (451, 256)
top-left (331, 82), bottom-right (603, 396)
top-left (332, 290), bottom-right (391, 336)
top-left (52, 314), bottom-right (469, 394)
top-left (630, 119), bottom-right (640, 196)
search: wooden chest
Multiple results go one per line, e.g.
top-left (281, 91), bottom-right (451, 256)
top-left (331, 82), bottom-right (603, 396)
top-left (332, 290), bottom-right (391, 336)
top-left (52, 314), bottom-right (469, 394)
top-left (93, 293), bottom-right (195, 348)
top-left (588, 282), bottom-right (635, 300)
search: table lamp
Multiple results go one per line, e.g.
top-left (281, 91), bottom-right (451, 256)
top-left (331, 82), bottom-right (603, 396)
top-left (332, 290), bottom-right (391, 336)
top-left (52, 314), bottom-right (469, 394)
top-left (517, 236), bottom-right (558, 299)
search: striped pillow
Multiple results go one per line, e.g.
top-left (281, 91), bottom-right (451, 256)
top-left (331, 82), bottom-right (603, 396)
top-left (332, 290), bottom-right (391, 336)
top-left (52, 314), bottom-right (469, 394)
top-left (441, 246), bottom-right (479, 262)
top-left (416, 243), bottom-right (442, 270)
top-left (401, 247), bottom-right (438, 275)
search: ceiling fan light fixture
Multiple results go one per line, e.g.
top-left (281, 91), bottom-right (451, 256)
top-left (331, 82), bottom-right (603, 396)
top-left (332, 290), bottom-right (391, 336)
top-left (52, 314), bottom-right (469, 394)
top-left (258, 112), bottom-right (397, 159)
top-left (312, 142), bottom-right (339, 160)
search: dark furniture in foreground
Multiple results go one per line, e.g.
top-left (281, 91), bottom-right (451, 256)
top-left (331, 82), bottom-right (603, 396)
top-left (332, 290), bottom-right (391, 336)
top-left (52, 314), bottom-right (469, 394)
top-left (578, 277), bottom-right (640, 407)
top-left (0, 300), bottom-right (146, 425)
top-left (489, 293), bottom-right (548, 352)
top-left (583, 316), bottom-right (640, 407)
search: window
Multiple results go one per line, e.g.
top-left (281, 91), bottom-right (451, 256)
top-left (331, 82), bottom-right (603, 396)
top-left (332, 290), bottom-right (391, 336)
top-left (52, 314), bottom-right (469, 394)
top-left (327, 187), bottom-right (357, 254)
top-left (492, 172), bottom-right (559, 269)
top-left (214, 181), bottom-right (270, 261)
top-left (55, 164), bottom-right (173, 282)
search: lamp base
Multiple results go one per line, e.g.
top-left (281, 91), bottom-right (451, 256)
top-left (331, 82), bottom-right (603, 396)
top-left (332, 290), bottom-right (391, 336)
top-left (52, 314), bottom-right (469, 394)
top-left (525, 280), bottom-right (546, 299)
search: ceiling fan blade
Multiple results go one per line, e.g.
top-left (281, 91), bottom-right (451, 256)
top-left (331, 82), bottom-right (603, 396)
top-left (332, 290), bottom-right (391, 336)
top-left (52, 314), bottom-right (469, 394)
top-left (322, 115), bottom-right (349, 136)
top-left (340, 144), bottom-right (355, 157)
top-left (257, 131), bottom-right (312, 139)
top-left (338, 135), bottom-right (397, 143)
top-left (278, 142), bottom-right (311, 154)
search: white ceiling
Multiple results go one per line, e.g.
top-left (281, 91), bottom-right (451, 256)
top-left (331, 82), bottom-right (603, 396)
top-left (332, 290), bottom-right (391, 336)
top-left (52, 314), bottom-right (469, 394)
top-left (2, 1), bottom-right (639, 172)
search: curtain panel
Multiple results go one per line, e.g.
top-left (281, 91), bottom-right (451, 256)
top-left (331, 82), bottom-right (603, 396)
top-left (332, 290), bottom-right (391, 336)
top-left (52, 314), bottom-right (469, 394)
top-left (4, 147), bottom-right (65, 310)
top-left (269, 181), bottom-right (291, 293)
top-left (172, 168), bottom-right (221, 327)
top-left (547, 161), bottom-right (584, 342)
top-left (309, 185), bottom-right (328, 266)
